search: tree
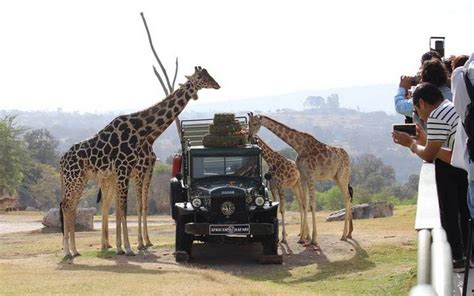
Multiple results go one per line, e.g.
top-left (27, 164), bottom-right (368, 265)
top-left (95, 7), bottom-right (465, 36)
top-left (303, 96), bottom-right (325, 109)
top-left (0, 116), bottom-right (28, 196)
top-left (351, 153), bottom-right (396, 194)
top-left (326, 94), bottom-right (340, 109)
top-left (23, 128), bottom-right (59, 166)
top-left (25, 164), bottom-right (61, 210)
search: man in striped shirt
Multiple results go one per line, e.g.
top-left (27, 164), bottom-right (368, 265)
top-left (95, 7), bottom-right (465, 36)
top-left (393, 82), bottom-right (470, 272)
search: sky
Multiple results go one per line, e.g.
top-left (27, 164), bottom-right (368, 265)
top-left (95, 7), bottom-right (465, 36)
top-left (0, 0), bottom-right (473, 113)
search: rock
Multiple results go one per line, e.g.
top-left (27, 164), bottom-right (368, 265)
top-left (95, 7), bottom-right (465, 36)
top-left (42, 207), bottom-right (97, 231)
top-left (326, 202), bottom-right (394, 222)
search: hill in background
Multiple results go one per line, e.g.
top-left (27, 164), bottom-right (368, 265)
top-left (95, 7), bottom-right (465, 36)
top-left (1, 102), bottom-right (420, 183)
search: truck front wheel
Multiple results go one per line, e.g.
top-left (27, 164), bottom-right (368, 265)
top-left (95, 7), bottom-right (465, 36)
top-left (262, 218), bottom-right (279, 255)
top-left (175, 215), bottom-right (193, 262)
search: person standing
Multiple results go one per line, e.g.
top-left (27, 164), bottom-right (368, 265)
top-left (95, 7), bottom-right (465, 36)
top-left (451, 53), bottom-right (474, 216)
top-left (393, 82), bottom-right (470, 271)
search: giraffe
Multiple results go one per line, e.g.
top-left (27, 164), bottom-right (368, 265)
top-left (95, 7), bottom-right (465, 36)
top-left (248, 113), bottom-right (353, 245)
top-left (251, 135), bottom-right (310, 244)
top-left (97, 142), bottom-right (156, 251)
top-left (59, 66), bottom-right (220, 260)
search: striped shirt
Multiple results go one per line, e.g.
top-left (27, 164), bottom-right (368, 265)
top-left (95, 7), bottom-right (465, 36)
top-left (427, 100), bottom-right (459, 149)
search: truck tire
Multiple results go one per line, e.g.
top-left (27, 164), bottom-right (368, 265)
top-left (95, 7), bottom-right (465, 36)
top-left (170, 179), bottom-right (185, 220)
top-left (175, 215), bottom-right (193, 262)
top-left (262, 219), bottom-right (279, 256)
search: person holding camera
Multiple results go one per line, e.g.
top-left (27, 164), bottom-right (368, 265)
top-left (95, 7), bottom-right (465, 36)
top-left (394, 51), bottom-right (449, 123)
top-left (392, 82), bottom-right (470, 272)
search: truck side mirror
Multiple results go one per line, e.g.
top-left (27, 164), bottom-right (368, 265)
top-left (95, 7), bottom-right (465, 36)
top-left (264, 173), bottom-right (272, 181)
top-left (176, 173), bottom-right (183, 181)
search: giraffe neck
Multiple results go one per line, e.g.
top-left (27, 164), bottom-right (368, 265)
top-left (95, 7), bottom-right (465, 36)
top-left (135, 80), bottom-right (197, 144)
top-left (256, 137), bottom-right (282, 166)
top-left (260, 116), bottom-right (314, 153)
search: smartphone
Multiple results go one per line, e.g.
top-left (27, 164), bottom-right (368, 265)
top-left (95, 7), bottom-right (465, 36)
top-left (393, 124), bottom-right (416, 136)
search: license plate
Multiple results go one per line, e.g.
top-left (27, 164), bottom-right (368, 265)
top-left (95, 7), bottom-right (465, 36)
top-left (209, 224), bottom-right (250, 235)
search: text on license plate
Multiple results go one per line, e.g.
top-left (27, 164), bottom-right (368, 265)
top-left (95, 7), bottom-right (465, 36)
top-left (209, 224), bottom-right (250, 235)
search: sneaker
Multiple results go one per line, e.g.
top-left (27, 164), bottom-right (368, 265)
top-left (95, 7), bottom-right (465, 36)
top-left (453, 258), bottom-right (467, 273)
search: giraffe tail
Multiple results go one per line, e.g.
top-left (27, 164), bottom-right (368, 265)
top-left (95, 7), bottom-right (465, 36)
top-left (348, 185), bottom-right (353, 203)
top-left (59, 202), bottom-right (64, 235)
top-left (96, 189), bottom-right (102, 203)
top-left (60, 175), bottom-right (64, 236)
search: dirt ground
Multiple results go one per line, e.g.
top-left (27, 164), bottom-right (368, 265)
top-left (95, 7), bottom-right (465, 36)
top-left (0, 207), bottom-right (417, 295)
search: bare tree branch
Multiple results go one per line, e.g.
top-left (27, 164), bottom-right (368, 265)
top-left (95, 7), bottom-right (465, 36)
top-left (153, 66), bottom-right (169, 96)
top-left (171, 57), bottom-right (179, 91)
top-left (140, 12), bottom-right (181, 138)
top-left (140, 12), bottom-right (173, 93)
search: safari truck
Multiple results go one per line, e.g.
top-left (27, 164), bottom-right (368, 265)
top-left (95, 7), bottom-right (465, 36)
top-left (169, 113), bottom-right (282, 264)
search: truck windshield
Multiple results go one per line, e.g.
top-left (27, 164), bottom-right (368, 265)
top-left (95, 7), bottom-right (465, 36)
top-left (192, 156), bottom-right (259, 179)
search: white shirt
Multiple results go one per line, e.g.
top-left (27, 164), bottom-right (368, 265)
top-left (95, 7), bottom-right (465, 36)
top-left (451, 53), bottom-right (474, 181)
top-left (427, 100), bottom-right (458, 149)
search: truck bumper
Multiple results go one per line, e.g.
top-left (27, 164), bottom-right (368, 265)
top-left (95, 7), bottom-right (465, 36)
top-left (185, 222), bottom-right (274, 236)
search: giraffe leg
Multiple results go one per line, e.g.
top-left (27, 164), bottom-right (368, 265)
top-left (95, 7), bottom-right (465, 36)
top-left (70, 209), bottom-right (81, 257)
top-left (115, 195), bottom-right (124, 255)
top-left (100, 183), bottom-right (114, 251)
top-left (336, 175), bottom-right (353, 240)
top-left (61, 176), bottom-right (85, 260)
top-left (270, 184), bottom-right (285, 244)
top-left (298, 180), bottom-right (311, 244)
top-left (293, 179), bottom-right (309, 243)
top-left (135, 176), bottom-right (145, 250)
top-left (277, 187), bottom-right (287, 244)
top-left (143, 166), bottom-right (154, 247)
top-left (117, 177), bottom-right (135, 256)
top-left (61, 203), bottom-right (73, 260)
top-left (307, 180), bottom-right (318, 246)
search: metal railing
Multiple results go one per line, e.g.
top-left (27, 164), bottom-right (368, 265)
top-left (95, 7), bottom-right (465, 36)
top-left (409, 163), bottom-right (453, 295)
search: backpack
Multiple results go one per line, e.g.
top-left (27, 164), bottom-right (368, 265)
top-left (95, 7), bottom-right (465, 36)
top-left (463, 69), bottom-right (474, 159)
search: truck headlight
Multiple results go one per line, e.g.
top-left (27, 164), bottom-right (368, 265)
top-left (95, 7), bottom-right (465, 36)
top-left (255, 196), bottom-right (265, 207)
top-left (191, 198), bottom-right (202, 208)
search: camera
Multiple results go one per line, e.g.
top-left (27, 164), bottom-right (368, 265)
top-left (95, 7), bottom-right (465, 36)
top-left (393, 124), bottom-right (416, 136)
top-left (430, 36), bottom-right (445, 58)
top-left (409, 76), bottom-right (419, 86)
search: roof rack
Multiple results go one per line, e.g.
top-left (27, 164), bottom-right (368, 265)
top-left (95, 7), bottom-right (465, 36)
top-left (180, 116), bottom-right (248, 147)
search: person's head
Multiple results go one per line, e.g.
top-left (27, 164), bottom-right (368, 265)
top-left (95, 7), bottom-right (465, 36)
top-left (452, 55), bottom-right (469, 70)
top-left (413, 82), bottom-right (444, 121)
top-left (420, 58), bottom-right (449, 87)
top-left (421, 50), bottom-right (442, 65)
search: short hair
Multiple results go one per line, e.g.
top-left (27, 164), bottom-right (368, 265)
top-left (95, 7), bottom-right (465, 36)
top-left (420, 58), bottom-right (448, 87)
top-left (453, 55), bottom-right (469, 70)
top-left (413, 82), bottom-right (444, 106)
top-left (421, 50), bottom-right (442, 64)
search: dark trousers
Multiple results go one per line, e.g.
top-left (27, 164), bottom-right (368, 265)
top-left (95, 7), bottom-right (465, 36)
top-left (435, 159), bottom-right (470, 260)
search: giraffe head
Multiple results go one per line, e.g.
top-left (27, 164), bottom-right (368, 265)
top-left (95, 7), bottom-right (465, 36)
top-left (249, 134), bottom-right (259, 145)
top-left (185, 66), bottom-right (220, 93)
top-left (247, 112), bottom-right (262, 140)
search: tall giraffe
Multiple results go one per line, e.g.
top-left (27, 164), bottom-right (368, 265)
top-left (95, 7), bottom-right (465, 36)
top-left (251, 135), bottom-right (309, 244)
top-left (248, 113), bottom-right (353, 245)
top-left (59, 67), bottom-right (220, 260)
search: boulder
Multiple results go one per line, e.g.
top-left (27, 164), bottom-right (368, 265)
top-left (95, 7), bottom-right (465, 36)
top-left (326, 202), bottom-right (394, 222)
top-left (42, 207), bottom-right (97, 231)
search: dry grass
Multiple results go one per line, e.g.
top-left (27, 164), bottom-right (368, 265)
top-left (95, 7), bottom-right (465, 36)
top-left (0, 206), bottom-right (417, 295)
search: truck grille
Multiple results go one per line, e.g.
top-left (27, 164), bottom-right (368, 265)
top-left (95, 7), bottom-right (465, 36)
top-left (210, 196), bottom-right (248, 223)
